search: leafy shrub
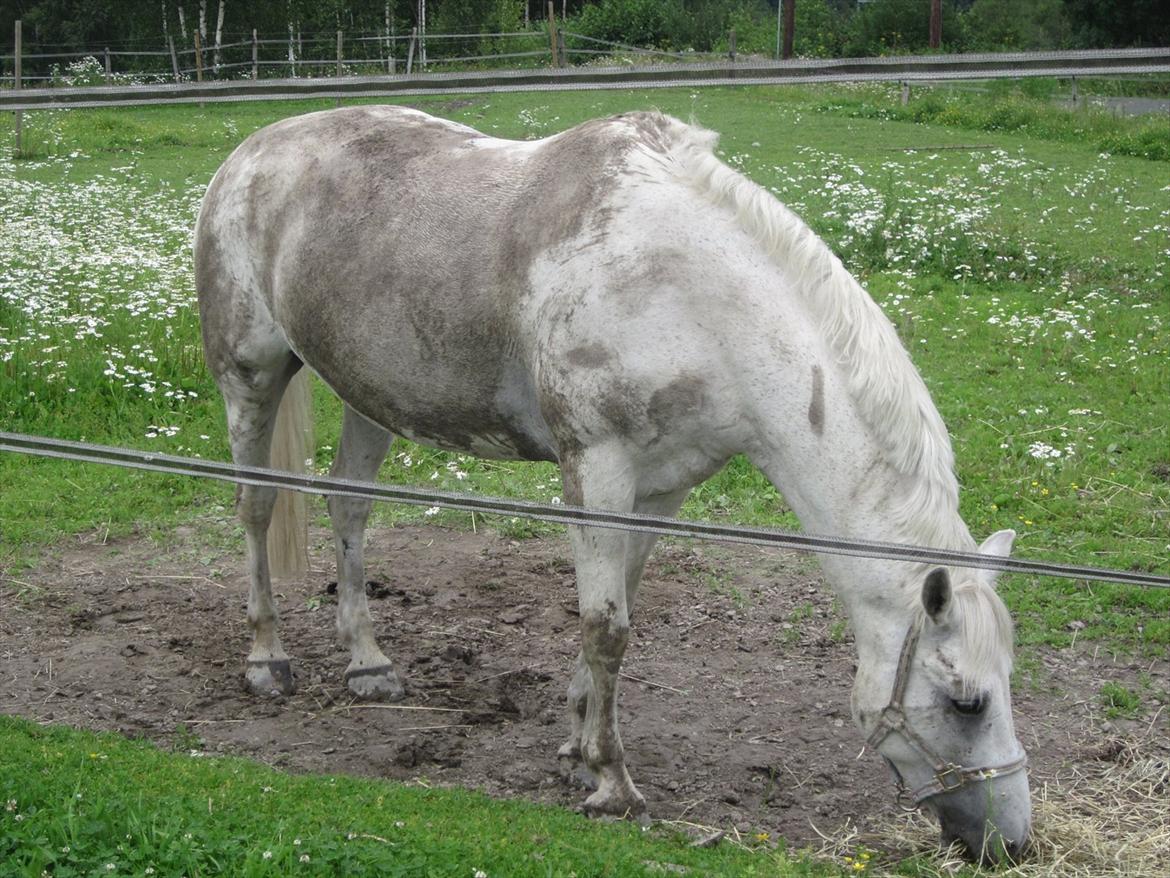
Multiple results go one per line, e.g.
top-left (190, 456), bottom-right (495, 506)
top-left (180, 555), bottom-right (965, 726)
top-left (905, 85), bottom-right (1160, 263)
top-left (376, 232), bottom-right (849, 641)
top-left (572, 0), bottom-right (689, 50)
top-left (1098, 127), bottom-right (1170, 162)
top-left (843, 0), bottom-right (968, 56)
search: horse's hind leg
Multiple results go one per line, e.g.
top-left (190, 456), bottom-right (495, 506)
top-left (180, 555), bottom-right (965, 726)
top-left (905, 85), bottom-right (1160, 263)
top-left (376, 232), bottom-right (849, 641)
top-left (328, 405), bottom-right (404, 700)
top-left (219, 358), bottom-right (302, 697)
top-left (559, 488), bottom-right (688, 791)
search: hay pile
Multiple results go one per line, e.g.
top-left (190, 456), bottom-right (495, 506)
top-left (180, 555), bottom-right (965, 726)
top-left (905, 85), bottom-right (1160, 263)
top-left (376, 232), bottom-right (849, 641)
top-left (830, 735), bottom-right (1169, 877)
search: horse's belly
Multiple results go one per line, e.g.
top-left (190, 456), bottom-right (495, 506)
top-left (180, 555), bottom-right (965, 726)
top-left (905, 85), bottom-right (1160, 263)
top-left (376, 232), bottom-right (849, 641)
top-left (307, 354), bottom-right (558, 464)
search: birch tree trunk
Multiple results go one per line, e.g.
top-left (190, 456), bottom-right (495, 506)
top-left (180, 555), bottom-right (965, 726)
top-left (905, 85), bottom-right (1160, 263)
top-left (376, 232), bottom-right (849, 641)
top-left (288, 9), bottom-right (296, 76)
top-left (177, 4), bottom-right (187, 40)
top-left (385, 0), bottom-right (393, 67)
top-left (419, 0), bottom-right (426, 65)
top-left (213, 0), bottom-right (225, 74)
top-left (199, 1), bottom-right (207, 40)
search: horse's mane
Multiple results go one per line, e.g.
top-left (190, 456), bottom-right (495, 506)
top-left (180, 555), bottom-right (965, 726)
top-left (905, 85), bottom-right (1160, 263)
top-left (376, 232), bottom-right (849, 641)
top-left (651, 115), bottom-right (964, 548)
top-left (638, 114), bottom-right (1013, 672)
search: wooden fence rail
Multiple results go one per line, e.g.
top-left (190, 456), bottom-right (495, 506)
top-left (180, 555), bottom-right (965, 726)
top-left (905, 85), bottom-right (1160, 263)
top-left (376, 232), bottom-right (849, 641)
top-left (2, 46), bottom-right (1168, 115)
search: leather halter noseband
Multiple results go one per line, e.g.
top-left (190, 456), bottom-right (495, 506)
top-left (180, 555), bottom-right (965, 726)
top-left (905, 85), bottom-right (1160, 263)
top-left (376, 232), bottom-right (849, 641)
top-left (866, 618), bottom-right (1029, 811)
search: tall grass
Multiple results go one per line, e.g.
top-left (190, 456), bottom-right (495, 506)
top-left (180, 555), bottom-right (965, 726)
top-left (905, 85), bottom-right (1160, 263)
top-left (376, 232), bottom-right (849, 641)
top-left (813, 81), bottom-right (1170, 161)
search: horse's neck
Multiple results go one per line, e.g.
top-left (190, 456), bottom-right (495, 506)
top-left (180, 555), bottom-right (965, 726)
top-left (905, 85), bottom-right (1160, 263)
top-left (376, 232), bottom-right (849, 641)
top-left (742, 332), bottom-right (973, 617)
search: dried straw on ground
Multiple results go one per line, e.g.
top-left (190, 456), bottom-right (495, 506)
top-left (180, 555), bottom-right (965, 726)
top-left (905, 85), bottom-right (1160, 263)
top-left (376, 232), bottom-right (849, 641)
top-left (823, 734), bottom-right (1169, 877)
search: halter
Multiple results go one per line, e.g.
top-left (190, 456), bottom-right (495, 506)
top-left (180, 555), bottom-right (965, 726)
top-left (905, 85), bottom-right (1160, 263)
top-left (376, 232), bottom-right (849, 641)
top-left (866, 618), bottom-right (1029, 811)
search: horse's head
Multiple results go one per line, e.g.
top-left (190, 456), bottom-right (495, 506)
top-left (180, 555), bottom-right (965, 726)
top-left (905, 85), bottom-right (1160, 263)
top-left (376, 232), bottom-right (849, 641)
top-left (852, 530), bottom-right (1031, 864)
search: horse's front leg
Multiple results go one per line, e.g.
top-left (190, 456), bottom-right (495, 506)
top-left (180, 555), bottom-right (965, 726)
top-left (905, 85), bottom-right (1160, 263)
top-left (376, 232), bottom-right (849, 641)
top-left (329, 406), bottom-right (404, 700)
top-left (572, 521), bottom-right (647, 822)
top-left (560, 488), bottom-right (689, 794)
top-left (559, 451), bottom-right (653, 823)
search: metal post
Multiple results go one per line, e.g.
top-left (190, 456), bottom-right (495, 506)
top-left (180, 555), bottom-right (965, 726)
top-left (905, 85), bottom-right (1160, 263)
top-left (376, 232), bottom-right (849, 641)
top-left (104, 47), bottom-right (112, 84)
top-left (168, 36), bottom-right (181, 82)
top-left (557, 30), bottom-right (565, 68)
top-left (901, 81), bottom-right (910, 106)
top-left (252, 29), bottom-right (258, 80)
top-left (13, 20), bottom-right (21, 156)
top-left (776, 1), bottom-right (782, 60)
top-left (1071, 76), bottom-right (1078, 106)
top-left (729, 29), bottom-right (737, 62)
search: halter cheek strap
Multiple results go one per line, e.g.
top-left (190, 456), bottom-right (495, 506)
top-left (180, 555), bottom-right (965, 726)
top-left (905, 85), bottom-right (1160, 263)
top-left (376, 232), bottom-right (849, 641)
top-left (866, 618), bottom-right (1029, 811)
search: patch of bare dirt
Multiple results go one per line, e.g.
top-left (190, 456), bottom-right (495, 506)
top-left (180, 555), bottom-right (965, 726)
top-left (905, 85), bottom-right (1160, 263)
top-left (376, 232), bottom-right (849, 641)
top-left (1, 523), bottom-right (1165, 847)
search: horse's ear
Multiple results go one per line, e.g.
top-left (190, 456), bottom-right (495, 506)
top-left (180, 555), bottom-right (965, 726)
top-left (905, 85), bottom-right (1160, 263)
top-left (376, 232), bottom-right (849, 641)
top-left (976, 529), bottom-right (1016, 586)
top-left (922, 568), bottom-right (952, 624)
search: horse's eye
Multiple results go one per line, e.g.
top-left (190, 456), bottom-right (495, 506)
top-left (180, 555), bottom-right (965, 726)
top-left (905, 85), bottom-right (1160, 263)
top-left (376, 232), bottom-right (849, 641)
top-left (951, 695), bottom-right (987, 716)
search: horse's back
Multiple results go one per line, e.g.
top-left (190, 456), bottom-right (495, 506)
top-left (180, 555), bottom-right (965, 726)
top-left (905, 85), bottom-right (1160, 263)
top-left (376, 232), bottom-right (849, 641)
top-left (196, 106), bottom-right (737, 463)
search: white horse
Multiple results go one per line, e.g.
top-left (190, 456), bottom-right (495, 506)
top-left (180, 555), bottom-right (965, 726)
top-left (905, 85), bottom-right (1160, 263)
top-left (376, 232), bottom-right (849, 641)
top-left (195, 106), bottom-right (1030, 862)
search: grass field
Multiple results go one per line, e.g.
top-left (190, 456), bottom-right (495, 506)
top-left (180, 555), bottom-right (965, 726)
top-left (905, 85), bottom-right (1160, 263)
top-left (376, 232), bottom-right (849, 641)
top-left (2, 82), bottom-right (1166, 647)
top-left (0, 81), bottom-right (1167, 875)
top-left (0, 716), bottom-right (836, 878)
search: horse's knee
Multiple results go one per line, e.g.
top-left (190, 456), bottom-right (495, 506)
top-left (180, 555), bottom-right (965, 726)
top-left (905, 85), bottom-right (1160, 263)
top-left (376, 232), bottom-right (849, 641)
top-left (237, 484), bottom-right (277, 529)
top-left (327, 494), bottom-right (374, 530)
top-left (581, 611), bottom-right (629, 675)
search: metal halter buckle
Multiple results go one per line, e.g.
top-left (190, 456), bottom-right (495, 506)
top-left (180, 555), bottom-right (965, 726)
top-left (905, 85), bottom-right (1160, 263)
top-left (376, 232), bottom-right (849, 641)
top-left (934, 763), bottom-right (967, 792)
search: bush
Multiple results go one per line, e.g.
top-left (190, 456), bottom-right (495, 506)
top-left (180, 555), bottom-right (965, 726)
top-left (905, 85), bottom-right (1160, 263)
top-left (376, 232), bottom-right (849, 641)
top-left (963, 0), bottom-right (1072, 51)
top-left (571, 0), bottom-right (689, 50)
top-left (843, 0), bottom-right (968, 55)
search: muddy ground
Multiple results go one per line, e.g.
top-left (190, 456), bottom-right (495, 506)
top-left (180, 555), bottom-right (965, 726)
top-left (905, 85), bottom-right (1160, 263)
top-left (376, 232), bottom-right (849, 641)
top-left (1, 521), bottom-right (1165, 848)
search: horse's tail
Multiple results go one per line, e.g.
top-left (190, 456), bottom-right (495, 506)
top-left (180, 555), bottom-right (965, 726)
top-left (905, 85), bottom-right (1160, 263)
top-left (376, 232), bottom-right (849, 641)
top-left (267, 369), bottom-right (314, 578)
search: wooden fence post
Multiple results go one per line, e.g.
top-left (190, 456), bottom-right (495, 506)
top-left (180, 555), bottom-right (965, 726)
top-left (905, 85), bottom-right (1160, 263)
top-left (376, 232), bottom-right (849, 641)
top-left (168, 36), bottom-right (180, 82)
top-left (406, 27), bottom-right (417, 75)
top-left (104, 47), bottom-right (112, 83)
top-left (252, 29), bottom-right (258, 80)
top-left (1071, 76), bottom-right (1078, 106)
top-left (547, 2), bottom-right (560, 68)
top-left (193, 31), bottom-right (204, 82)
top-left (557, 30), bottom-right (566, 68)
top-left (13, 20), bottom-right (21, 157)
top-left (782, 0), bottom-right (795, 60)
top-left (335, 30), bottom-right (343, 107)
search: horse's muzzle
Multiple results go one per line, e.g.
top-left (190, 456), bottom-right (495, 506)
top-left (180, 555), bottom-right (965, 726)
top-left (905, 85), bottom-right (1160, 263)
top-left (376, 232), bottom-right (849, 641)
top-left (932, 768), bottom-right (1032, 865)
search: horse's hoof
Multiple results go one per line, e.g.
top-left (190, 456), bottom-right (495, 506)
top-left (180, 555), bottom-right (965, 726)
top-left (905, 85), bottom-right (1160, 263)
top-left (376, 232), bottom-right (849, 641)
top-left (345, 664), bottom-right (406, 701)
top-left (245, 659), bottom-right (295, 697)
top-left (582, 788), bottom-right (650, 827)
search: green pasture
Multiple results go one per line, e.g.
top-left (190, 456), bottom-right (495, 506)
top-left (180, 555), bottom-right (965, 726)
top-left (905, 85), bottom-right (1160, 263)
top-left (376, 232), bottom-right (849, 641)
top-left (0, 81), bottom-right (1167, 873)
top-left (2, 82), bottom-right (1166, 649)
top-left (0, 716), bottom-right (839, 878)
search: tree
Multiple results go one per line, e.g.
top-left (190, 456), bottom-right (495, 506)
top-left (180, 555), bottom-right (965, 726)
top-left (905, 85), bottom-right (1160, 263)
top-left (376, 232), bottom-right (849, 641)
top-left (964, 0), bottom-right (1070, 50)
top-left (1063, 0), bottom-right (1169, 47)
top-left (844, 0), bottom-right (966, 55)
